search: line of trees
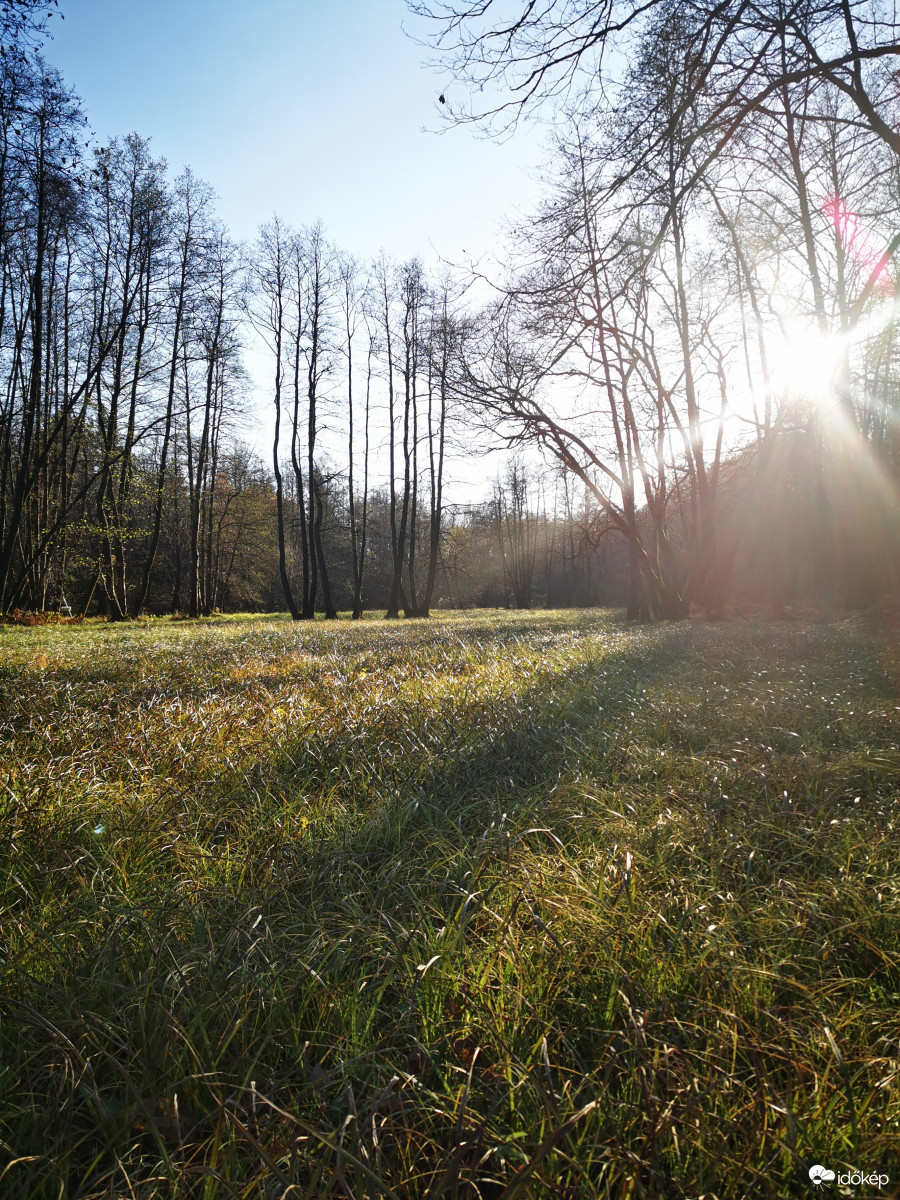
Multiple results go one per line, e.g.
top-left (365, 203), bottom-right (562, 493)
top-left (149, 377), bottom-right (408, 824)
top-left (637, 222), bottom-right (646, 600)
top-left (0, 19), bottom-right (608, 620)
top-left (248, 229), bottom-right (465, 620)
top-left (0, 15), bottom-right (253, 617)
top-left (0, 9), bottom-right (468, 620)
top-left (2, 0), bottom-right (899, 621)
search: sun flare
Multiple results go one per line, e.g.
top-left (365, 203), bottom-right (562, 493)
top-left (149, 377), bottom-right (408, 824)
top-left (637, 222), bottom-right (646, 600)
top-left (767, 324), bottom-right (846, 404)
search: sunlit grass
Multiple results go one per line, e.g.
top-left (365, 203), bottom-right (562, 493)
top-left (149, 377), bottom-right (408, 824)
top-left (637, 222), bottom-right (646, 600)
top-left (1, 610), bottom-right (898, 1197)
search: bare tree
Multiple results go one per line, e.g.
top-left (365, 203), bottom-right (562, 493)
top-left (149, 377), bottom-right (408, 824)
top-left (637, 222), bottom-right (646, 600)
top-left (248, 215), bottom-right (300, 618)
top-left (339, 253), bottom-right (371, 619)
top-left (293, 223), bottom-right (336, 619)
top-left (494, 455), bottom-right (539, 608)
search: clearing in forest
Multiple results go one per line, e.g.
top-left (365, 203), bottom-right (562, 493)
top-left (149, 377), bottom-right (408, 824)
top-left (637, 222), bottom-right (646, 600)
top-left (0, 610), bottom-right (898, 1198)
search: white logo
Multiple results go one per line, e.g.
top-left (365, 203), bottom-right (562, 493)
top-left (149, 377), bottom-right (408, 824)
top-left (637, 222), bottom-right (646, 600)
top-left (809, 1165), bottom-right (835, 1187)
top-left (809, 1164), bottom-right (890, 1189)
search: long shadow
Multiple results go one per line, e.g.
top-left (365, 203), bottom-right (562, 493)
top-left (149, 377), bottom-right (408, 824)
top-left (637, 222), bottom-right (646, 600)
top-left (232, 613), bottom-right (894, 885)
top-left (235, 616), bottom-right (704, 872)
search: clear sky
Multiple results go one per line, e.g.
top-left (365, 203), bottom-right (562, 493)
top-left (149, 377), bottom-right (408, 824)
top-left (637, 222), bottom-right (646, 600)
top-left (44, 0), bottom-right (544, 265)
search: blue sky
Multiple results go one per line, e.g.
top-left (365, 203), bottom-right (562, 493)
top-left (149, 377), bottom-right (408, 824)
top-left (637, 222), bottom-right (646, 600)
top-left (45, 0), bottom-right (544, 265)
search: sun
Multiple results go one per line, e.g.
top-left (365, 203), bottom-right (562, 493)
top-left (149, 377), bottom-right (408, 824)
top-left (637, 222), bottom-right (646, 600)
top-left (767, 323), bottom-right (846, 405)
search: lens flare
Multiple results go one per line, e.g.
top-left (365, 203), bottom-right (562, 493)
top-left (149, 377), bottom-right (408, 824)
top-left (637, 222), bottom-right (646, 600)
top-left (822, 195), bottom-right (894, 296)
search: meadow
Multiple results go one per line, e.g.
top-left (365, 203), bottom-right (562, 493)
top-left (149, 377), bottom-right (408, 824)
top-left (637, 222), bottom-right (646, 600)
top-left (0, 609), bottom-right (898, 1199)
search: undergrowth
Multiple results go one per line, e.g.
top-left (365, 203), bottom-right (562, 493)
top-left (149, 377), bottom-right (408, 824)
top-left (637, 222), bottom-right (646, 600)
top-left (0, 610), bottom-right (898, 1198)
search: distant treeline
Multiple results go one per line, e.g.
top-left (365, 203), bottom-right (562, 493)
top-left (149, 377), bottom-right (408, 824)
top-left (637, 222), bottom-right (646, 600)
top-left (0, 18), bottom-right (623, 619)
top-left (2, 1), bottom-right (899, 621)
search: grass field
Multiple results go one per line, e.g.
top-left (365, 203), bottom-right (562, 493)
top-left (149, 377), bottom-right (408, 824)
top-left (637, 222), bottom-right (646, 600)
top-left (0, 609), bottom-right (898, 1199)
